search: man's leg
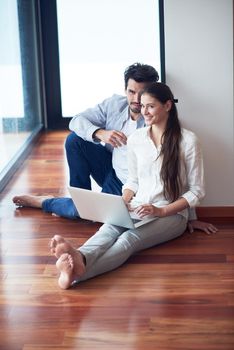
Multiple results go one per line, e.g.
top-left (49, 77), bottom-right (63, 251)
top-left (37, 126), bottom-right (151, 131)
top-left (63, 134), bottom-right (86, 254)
top-left (42, 197), bottom-right (79, 219)
top-left (65, 132), bottom-right (112, 188)
top-left (13, 195), bottom-right (79, 219)
top-left (102, 169), bottom-right (123, 195)
top-left (13, 134), bottom-right (117, 220)
top-left (41, 169), bottom-right (123, 219)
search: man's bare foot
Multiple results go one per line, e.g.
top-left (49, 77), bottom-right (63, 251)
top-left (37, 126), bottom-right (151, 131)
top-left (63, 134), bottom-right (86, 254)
top-left (56, 253), bottom-right (78, 289)
top-left (12, 195), bottom-right (54, 208)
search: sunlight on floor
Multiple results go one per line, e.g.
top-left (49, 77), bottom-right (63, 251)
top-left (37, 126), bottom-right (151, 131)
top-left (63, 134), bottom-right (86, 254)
top-left (0, 131), bottom-right (30, 173)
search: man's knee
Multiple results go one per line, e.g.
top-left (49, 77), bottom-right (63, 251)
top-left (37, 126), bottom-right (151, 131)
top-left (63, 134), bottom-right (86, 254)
top-left (65, 132), bottom-right (84, 152)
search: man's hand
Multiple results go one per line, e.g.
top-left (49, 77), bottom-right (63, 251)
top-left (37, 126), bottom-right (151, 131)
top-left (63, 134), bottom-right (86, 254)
top-left (187, 220), bottom-right (218, 235)
top-left (94, 129), bottom-right (127, 147)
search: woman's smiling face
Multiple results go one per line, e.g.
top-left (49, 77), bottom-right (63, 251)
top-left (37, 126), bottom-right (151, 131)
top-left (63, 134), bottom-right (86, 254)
top-left (140, 93), bottom-right (172, 127)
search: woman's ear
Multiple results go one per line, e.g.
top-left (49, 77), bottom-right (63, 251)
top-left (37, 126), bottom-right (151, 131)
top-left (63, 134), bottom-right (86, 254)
top-left (165, 100), bottom-right (172, 112)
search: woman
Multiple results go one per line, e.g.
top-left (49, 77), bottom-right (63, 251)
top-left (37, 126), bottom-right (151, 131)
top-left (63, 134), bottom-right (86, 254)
top-left (50, 82), bottom-right (205, 289)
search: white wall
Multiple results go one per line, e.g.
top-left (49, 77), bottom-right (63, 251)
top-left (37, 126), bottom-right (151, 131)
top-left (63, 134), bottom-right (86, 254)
top-left (164, 0), bottom-right (234, 206)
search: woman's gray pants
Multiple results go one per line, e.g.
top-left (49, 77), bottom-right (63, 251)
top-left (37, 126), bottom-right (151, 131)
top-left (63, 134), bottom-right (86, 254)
top-left (76, 214), bottom-right (187, 283)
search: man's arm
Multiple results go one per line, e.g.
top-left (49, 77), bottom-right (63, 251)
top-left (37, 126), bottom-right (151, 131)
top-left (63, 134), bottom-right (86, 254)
top-left (69, 104), bottom-right (108, 142)
top-left (69, 94), bottom-right (128, 143)
top-left (93, 129), bottom-right (127, 148)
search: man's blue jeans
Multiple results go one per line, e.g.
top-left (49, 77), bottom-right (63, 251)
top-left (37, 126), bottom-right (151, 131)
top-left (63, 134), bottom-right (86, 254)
top-left (42, 132), bottom-right (123, 219)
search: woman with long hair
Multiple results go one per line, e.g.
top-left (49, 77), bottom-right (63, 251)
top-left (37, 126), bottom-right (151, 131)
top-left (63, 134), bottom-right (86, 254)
top-left (50, 82), bottom-right (205, 289)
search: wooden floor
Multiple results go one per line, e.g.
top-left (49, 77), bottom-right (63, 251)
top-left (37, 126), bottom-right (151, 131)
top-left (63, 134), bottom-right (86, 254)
top-left (0, 130), bottom-right (233, 350)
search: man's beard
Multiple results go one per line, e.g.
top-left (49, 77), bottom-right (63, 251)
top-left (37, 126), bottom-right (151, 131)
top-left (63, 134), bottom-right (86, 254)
top-left (129, 103), bottom-right (141, 114)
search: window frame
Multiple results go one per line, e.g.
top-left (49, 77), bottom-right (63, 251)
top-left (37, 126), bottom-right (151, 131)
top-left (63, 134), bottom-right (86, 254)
top-left (40, 0), bottom-right (165, 128)
top-left (0, 0), bottom-right (45, 192)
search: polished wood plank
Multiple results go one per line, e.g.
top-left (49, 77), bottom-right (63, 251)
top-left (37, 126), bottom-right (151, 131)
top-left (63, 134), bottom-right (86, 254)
top-left (0, 130), bottom-right (234, 350)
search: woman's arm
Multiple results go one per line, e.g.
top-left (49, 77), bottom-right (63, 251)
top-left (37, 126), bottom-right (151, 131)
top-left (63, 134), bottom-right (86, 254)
top-left (187, 220), bottom-right (218, 234)
top-left (122, 138), bottom-right (139, 195)
top-left (122, 189), bottom-right (135, 204)
top-left (135, 201), bottom-right (218, 235)
top-left (135, 197), bottom-right (189, 218)
top-left (135, 131), bottom-right (205, 219)
top-left (181, 132), bottom-right (205, 207)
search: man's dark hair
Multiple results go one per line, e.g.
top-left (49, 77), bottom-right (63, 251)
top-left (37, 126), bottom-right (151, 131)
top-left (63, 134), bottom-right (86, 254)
top-left (124, 62), bottom-right (159, 89)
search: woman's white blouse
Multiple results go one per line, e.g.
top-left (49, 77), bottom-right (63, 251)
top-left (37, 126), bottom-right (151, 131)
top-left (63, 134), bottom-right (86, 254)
top-left (122, 127), bottom-right (205, 219)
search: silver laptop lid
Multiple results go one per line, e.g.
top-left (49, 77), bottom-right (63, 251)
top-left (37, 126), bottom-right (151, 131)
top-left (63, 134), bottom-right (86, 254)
top-left (68, 186), bottom-right (135, 229)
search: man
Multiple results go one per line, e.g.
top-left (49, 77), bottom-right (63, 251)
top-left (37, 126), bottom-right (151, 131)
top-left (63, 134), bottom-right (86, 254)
top-left (13, 63), bottom-right (217, 234)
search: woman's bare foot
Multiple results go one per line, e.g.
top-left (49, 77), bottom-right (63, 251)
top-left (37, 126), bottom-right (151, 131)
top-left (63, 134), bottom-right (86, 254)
top-left (12, 195), bottom-right (54, 208)
top-left (56, 253), bottom-right (75, 289)
top-left (50, 235), bottom-right (86, 269)
top-left (50, 234), bottom-right (74, 258)
top-left (50, 235), bottom-right (86, 289)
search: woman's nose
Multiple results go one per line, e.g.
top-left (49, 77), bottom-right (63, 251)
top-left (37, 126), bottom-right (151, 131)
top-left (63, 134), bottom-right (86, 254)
top-left (142, 107), bottom-right (148, 115)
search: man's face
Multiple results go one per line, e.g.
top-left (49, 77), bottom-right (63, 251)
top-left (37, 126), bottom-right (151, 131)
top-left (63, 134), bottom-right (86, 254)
top-left (125, 78), bottom-right (150, 115)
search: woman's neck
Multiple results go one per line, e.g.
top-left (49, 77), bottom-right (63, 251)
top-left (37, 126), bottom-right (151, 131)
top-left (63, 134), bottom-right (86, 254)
top-left (150, 124), bottom-right (166, 147)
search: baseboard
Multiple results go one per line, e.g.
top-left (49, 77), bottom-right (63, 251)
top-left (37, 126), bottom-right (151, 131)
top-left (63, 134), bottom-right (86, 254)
top-left (197, 206), bottom-right (234, 218)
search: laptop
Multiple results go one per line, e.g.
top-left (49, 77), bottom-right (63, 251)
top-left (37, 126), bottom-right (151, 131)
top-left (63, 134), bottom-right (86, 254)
top-left (68, 186), bottom-right (156, 229)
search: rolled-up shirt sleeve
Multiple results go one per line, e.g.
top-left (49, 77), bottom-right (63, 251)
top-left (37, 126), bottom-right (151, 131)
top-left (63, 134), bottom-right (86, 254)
top-left (69, 98), bottom-right (111, 142)
top-left (69, 115), bottom-right (102, 143)
top-left (69, 95), bottom-right (129, 144)
top-left (181, 133), bottom-right (205, 207)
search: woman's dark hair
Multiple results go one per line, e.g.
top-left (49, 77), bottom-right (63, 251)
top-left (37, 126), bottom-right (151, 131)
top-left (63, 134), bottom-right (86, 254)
top-left (141, 82), bottom-right (182, 202)
top-left (124, 62), bottom-right (159, 89)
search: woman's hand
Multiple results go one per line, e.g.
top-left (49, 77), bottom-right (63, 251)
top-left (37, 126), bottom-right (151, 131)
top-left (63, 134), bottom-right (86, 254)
top-left (134, 204), bottom-right (163, 218)
top-left (187, 220), bottom-right (218, 234)
top-left (122, 189), bottom-right (135, 211)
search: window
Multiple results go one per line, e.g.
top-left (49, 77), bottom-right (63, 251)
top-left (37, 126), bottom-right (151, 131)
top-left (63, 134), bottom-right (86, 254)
top-left (56, 0), bottom-right (164, 117)
top-left (0, 0), bottom-right (43, 190)
top-left (0, 0), bottom-right (165, 190)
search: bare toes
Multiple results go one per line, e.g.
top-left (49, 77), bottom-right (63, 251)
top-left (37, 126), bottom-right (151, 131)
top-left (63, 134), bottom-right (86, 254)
top-left (56, 253), bottom-right (74, 289)
top-left (53, 235), bottom-right (65, 244)
top-left (49, 235), bottom-right (65, 250)
top-left (56, 252), bottom-right (70, 268)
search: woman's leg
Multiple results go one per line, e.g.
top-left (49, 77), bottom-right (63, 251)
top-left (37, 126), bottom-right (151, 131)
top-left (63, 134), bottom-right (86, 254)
top-left (51, 223), bottom-right (125, 260)
top-left (51, 224), bottom-right (125, 288)
top-left (78, 214), bottom-right (187, 282)
top-left (53, 215), bottom-right (187, 288)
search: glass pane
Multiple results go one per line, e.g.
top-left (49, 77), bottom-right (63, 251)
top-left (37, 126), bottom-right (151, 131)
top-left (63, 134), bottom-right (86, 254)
top-left (0, 0), bottom-right (42, 176)
top-left (57, 0), bottom-right (161, 117)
